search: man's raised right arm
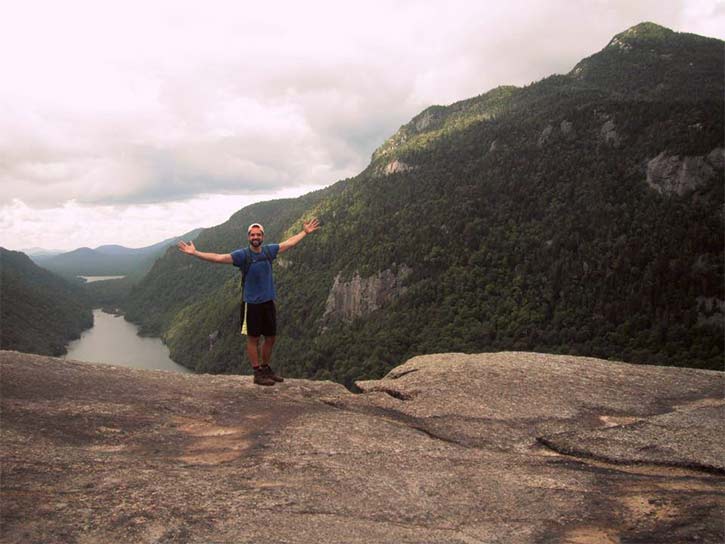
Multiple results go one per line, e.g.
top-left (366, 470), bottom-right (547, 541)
top-left (177, 241), bottom-right (233, 264)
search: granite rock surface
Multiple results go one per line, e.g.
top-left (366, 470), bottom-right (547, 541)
top-left (1, 350), bottom-right (723, 543)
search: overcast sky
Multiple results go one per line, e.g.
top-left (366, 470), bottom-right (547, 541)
top-left (1, 0), bottom-right (723, 251)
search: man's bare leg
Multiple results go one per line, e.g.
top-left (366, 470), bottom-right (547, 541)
top-left (248, 336), bottom-right (275, 385)
top-left (246, 336), bottom-right (261, 368)
top-left (260, 336), bottom-right (283, 382)
top-left (261, 336), bottom-right (276, 365)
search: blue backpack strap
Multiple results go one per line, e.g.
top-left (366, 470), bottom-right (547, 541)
top-left (262, 245), bottom-right (273, 262)
top-left (241, 248), bottom-right (252, 279)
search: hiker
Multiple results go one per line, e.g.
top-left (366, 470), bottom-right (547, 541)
top-left (177, 218), bottom-right (320, 385)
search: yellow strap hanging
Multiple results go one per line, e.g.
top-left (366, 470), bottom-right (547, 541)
top-left (240, 303), bottom-right (248, 336)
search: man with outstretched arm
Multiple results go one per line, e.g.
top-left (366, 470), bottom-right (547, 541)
top-left (177, 218), bottom-right (320, 386)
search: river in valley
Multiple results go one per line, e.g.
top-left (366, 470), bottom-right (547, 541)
top-left (64, 309), bottom-right (191, 373)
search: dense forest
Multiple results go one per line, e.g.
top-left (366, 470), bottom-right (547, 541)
top-left (119, 23), bottom-right (723, 385)
top-left (1, 248), bottom-right (93, 356)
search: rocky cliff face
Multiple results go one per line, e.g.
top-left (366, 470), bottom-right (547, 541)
top-left (1, 350), bottom-right (723, 544)
top-left (383, 159), bottom-right (413, 176)
top-left (646, 147), bottom-right (724, 196)
top-left (321, 266), bottom-right (411, 326)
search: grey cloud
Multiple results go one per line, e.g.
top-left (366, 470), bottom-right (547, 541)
top-left (1, 0), bottom-right (719, 211)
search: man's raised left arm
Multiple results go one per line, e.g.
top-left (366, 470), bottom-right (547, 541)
top-left (278, 218), bottom-right (320, 253)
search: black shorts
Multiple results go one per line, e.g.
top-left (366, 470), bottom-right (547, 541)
top-left (246, 300), bottom-right (276, 337)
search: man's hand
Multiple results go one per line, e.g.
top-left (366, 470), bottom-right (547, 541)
top-left (303, 218), bottom-right (320, 234)
top-left (177, 240), bottom-right (196, 255)
top-left (279, 217), bottom-right (321, 253)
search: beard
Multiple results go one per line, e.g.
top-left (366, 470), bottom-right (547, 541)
top-left (250, 239), bottom-right (262, 247)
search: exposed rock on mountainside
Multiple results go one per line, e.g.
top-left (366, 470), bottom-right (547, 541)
top-left (646, 147), bottom-right (724, 196)
top-left (383, 159), bottom-right (414, 176)
top-left (322, 266), bottom-right (411, 325)
top-left (599, 119), bottom-right (621, 147)
top-left (560, 119), bottom-right (574, 137)
top-left (2, 350), bottom-right (723, 543)
top-left (537, 125), bottom-right (553, 147)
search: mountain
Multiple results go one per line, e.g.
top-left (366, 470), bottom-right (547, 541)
top-left (94, 244), bottom-right (136, 256)
top-left (33, 228), bottom-right (204, 279)
top-left (570, 22), bottom-right (723, 101)
top-left (124, 23), bottom-right (724, 381)
top-left (0, 248), bottom-right (93, 355)
top-left (21, 247), bottom-right (64, 258)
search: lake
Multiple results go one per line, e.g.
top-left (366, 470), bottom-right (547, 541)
top-left (64, 309), bottom-right (192, 373)
top-left (79, 275), bottom-right (126, 283)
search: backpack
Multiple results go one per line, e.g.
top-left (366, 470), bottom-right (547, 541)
top-left (239, 245), bottom-right (273, 335)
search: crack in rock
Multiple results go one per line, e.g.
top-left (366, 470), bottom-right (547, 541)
top-left (378, 388), bottom-right (415, 401)
top-left (535, 437), bottom-right (725, 475)
top-left (319, 398), bottom-right (473, 449)
top-left (387, 368), bottom-right (420, 380)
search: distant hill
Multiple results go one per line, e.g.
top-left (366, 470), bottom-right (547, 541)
top-left (33, 228), bottom-right (204, 279)
top-left (22, 247), bottom-right (64, 258)
top-left (0, 248), bottom-right (93, 356)
top-left (124, 22), bottom-right (724, 381)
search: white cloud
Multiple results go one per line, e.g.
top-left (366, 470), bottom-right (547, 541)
top-left (0, 0), bottom-right (721, 249)
top-left (2, 183), bottom-right (325, 251)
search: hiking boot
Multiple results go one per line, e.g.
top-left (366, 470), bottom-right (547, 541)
top-left (261, 364), bottom-right (284, 383)
top-left (253, 367), bottom-right (275, 386)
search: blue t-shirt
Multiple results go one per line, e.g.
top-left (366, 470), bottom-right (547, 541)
top-left (231, 244), bottom-right (280, 304)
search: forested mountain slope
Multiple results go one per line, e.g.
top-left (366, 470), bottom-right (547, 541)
top-left (1, 249), bottom-right (92, 355)
top-left (124, 23), bottom-right (724, 382)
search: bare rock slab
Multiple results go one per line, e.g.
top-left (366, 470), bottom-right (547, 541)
top-left (1, 350), bottom-right (723, 543)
